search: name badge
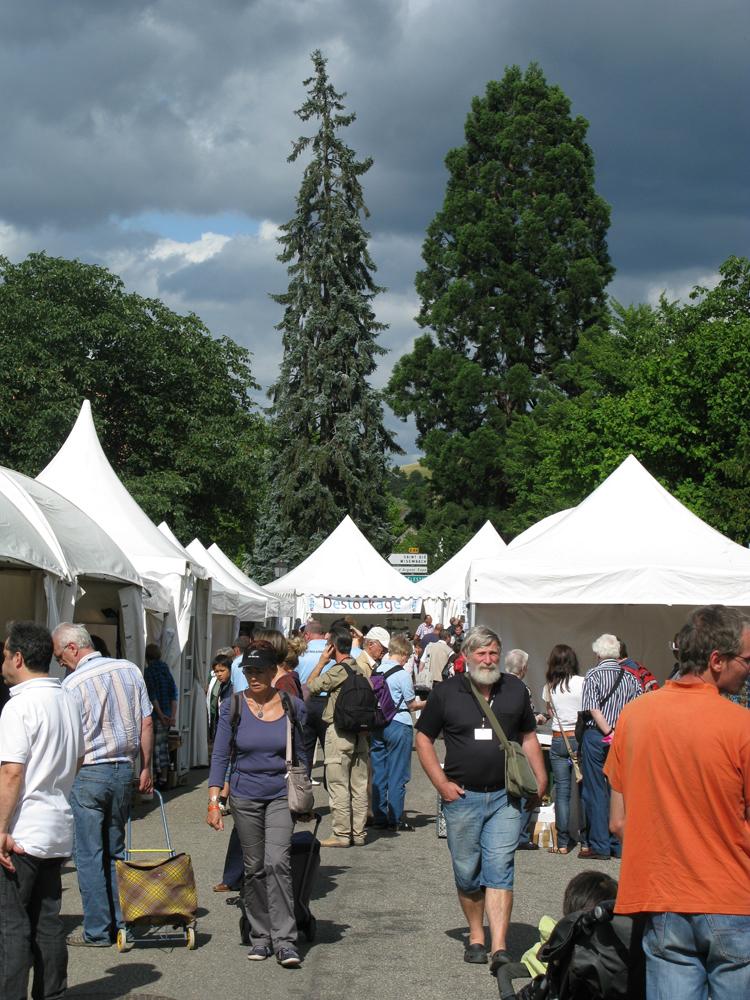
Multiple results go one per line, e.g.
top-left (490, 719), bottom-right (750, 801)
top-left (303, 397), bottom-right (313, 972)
top-left (474, 728), bottom-right (492, 741)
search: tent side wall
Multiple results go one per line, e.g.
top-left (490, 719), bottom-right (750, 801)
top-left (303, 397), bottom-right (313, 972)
top-left (471, 602), bottom-right (713, 703)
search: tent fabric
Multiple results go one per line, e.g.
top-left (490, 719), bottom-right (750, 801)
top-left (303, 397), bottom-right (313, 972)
top-left (418, 520), bottom-right (505, 623)
top-left (508, 508), bottom-right (572, 549)
top-left (265, 515), bottom-right (423, 619)
top-left (188, 539), bottom-right (269, 620)
top-left (0, 467), bottom-right (74, 579)
top-left (207, 543), bottom-right (282, 618)
top-left (469, 455), bottom-right (750, 607)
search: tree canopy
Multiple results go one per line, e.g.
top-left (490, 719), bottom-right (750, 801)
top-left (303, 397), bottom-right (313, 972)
top-left (251, 50), bottom-right (398, 581)
top-left (387, 63), bottom-right (613, 561)
top-left (0, 252), bottom-right (266, 557)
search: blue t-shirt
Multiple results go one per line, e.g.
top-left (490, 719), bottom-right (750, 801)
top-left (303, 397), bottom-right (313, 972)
top-left (208, 695), bottom-right (309, 800)
top-left (295, 639), bottom-right (335, 692)
top-left (375, 659), bottom-right (415, 728)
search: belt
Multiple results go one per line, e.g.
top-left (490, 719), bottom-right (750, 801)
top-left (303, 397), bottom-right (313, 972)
top-left (462, 783), bottom-right (505, 793)
top-left (552, 730), bottom-right (577, 737)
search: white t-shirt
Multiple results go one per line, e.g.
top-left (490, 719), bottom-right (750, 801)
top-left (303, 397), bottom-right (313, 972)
top-left (0, 676), bottom-right (83, 858)
top-left (541, 675), bottom-right (585, 730)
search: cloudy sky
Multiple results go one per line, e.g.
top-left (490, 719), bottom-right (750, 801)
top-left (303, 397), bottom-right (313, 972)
top-left (2, 0), bottom-right (748, 458)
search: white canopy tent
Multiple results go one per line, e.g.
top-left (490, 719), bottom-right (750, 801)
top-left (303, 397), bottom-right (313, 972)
top-left (38, 400), bottom-right (211, 772)
top-left (469, 455), bottom-right (750, 695)
top-left (207, 542), bottom-right (284, 620)
top-left (265, 515), bottom-right (423, 624)
top-left (0, 467), bottom-right (144, 670)
top-left (508, 508), bottom-right (572, 549)
top-left (187, 538), bottom-right (271, 651)
top-left (418, 520), bottom-right (506, 624)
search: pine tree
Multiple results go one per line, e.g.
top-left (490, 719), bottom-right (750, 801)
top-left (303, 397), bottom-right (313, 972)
top-left (251, 51), bottom-right (398, 581)
top-left (387, 63), bottom-right (613, 561)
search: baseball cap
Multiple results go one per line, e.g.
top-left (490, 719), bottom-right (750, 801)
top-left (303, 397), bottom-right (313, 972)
top-left (364, 626), bottom-right (390, 647)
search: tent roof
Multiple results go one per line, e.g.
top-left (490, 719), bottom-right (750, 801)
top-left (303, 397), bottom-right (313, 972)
top-left (419, 521), bottom-right (505, 599)
top-left (0, 467), bottom-right (71, 578)
top-left (470, 454), bottom-right (750, 606)
top-left (508, 508), bottom-right (572, 549)
top-left (264, 515), bottom-right (422, 600)
top-left (187, 539), bottom-right (269, 620)
top-left (38, 401), bottom-right (194, 580)
top-left (3, 469), bottom-right (141, 586)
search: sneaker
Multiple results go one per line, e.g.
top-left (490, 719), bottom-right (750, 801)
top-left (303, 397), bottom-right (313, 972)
top-left (66, 931), bottom-right (111, 947)
top-left (276, 947), bottom-right (301, 967)
top-left (247, 945), bottom-right (272, 961)
top-left (320, 836), bottom-right (350, 848)
top-left (388, 821), bottom-right (415, 832)
top-left (351, 835), bottom-right (367, 846)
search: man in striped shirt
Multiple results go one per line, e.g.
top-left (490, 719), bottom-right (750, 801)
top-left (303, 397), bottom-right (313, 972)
top-left (580, 633), bottom-right (642, 861)
top-left (55, 623), bottom-right (153, 947)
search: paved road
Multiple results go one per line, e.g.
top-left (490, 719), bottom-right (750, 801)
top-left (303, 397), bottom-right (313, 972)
top-left (62, 750), bottom-right (619, 1000)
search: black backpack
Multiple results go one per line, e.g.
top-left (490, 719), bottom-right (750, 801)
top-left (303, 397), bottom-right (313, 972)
top-left (333, 663), bottom-right (379, 734)
top-left (513, 901), bottom-right (646, 1000)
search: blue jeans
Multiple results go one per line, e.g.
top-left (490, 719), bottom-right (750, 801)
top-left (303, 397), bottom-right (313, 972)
top-left (371, 721), bottom-right (413, 824)
top-left (581, 729), bottom-right (618, 857)
top-left (550, 735), bottom-right (579, 849)
top-left (443, 789), bottom-right (521, 892)
top-left (643, 912), bottom-right (750, 1000)
top-left (69, 762), bottom-right (133, 943)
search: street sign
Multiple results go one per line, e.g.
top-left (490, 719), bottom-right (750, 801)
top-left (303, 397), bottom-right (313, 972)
top-left (405, 573), bottom-right (427, 583)
top-left (388, 552), bottom-right (428, 567)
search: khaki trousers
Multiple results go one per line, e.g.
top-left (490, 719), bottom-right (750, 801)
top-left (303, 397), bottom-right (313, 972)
top-left (324, 725), bottom-right (369, 840)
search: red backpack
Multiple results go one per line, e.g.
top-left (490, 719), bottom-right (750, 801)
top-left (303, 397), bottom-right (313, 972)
top-left (621, 658), bottom-right (659, 693)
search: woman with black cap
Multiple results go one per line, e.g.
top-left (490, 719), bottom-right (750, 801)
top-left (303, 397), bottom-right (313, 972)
top-left (207, 642), bottom-right (309, 968)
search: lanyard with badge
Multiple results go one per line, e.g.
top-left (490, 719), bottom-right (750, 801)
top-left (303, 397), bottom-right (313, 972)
top-left (474, 682), bottom-right (496, 741)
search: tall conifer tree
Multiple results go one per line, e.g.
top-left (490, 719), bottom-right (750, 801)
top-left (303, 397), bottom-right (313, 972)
top-left (388, 63), bottom-right (613, 560)
top-left (251, 51), bottom-right (397, 581)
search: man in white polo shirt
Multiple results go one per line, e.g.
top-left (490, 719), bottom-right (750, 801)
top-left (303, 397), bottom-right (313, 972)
top-left (0, 620), bottom-right (83, 1000)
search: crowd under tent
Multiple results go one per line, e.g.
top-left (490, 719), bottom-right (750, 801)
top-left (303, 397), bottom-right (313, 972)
top-left (418, 520), bottom-right (506, 625)
top-left (265, 515), bottom-right (423, 631)
top-left (38, 400), bottom-right (211, 775)
top-left (468, 454), bottom-right (750, 698)
top-left (0, 467), bottom-right (143, 672)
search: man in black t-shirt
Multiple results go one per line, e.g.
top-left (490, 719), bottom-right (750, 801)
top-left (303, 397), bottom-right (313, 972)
top-left (416, 625), bottom-right (546, 976)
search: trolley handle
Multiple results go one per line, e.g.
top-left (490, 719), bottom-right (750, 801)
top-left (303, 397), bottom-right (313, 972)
top-left (126, 788), bottom-right (175, 859)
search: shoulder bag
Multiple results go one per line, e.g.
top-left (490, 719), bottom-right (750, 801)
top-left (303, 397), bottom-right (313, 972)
top-left (574, 667), bottom-right (625, 744)
top-left (280, 693), bottom-right (315, 816)
top-left (468, 678), bottom-right (539, 799)
top-left (549, 695), bottom-right (583, 784)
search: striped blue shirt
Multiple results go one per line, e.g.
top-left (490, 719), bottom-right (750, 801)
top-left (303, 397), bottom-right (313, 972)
top-left (581, 659), bottom-right (642, 729)
top-left (62, 652), bottom-right (152, 765)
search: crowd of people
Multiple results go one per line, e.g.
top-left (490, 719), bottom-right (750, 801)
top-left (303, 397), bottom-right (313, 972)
top-left (1, 604), bottom-right (749, 998)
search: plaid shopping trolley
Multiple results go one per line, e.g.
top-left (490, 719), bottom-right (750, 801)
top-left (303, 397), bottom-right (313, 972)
top-left (114, 789), bottom-right (198, 951)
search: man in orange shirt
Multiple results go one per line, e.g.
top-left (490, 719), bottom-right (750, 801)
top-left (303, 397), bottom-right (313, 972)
top-left (606, 605), bottom-right (750, 1000)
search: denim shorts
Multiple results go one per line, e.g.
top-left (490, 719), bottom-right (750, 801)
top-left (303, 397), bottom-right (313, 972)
top-left (442, 788), bottom-right (521, 892)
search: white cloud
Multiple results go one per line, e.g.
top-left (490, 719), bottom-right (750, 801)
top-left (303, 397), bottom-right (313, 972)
top-left (149, 231), bottom-right (231, 265)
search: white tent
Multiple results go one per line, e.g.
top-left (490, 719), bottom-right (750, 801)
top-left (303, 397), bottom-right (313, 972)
top-left (38, 400), bottom-right (211, 773)
top-left (207, 542), bottom-right (283, 619)
top-left (0, 467), bottom-right (144, 668)
top-left (418, 521), bottom-right (506, 623)
top-left (265, 515), bottom-right (423, 623)
top-left (187, 538), bottom-right (271, 651)
top-left (469, 454), bottom-right (750, 692)
top-left (508, 508), bottom-right (572, 549)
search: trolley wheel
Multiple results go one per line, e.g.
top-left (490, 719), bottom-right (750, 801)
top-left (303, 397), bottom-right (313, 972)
top-left (116, 928), bottom-right (133, 953)
top-left (186, 926), bottom-right (197, 950)
top-left (303, 915), bottom-right (317, 943)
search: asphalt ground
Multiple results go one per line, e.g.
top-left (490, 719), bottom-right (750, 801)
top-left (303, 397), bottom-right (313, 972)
top-left (60, 748), bottom-right (620, 1000)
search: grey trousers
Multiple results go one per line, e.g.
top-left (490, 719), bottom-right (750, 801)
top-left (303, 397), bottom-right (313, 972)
top-left (0, 854), bottom-right (67, 1000)
top-left (231, 796), bottom-right (297, 950)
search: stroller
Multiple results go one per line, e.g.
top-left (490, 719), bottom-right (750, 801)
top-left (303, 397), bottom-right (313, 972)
top-left (499, 900), bottom-right (646, 1000)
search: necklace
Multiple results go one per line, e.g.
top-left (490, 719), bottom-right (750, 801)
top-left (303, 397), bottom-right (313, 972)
top-left (244, 693), bottom-right (274, 718)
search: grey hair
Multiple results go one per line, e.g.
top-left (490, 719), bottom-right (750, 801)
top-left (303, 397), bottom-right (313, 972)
top-left (678, 605), bottom-right (750, 676)
top-left (461, 625), bottom-right (502, 658)
top-left (53, 622), bottom-right (93, 649)
top-left (216, 646), bottom-right (234, 658)
top-left (504, 648), bottom-right (529, 676)
top-left (592, 634), bottom-right (620, 660)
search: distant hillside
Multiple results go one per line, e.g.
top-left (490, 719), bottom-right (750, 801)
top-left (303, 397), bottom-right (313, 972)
top-left (400, 462), bottom-right (431, 479)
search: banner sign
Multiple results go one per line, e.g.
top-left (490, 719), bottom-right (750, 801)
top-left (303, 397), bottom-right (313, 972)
top-left (307, 595), bottom-right (423, 615)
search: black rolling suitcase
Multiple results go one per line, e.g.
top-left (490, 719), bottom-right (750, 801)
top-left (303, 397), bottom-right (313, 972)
top-left (239, 812), bottom-right (321, 945)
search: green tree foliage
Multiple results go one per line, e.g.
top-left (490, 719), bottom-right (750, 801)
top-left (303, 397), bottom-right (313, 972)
top-left (388, 63), bottom-right (613, 563)
top-left (251, 50), bottom-right (398, 581)
top-left (0, 252), bottom-right (266, 557)
top-left (504, 256), bottom-right (750, 543)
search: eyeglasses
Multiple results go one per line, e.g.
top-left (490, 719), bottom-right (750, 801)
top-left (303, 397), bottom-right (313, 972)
top-left (55, 642), bottom-right (75, 663)
top-left (726, 653), bottom-right (750, 669)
